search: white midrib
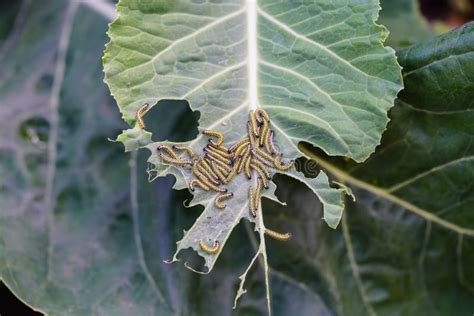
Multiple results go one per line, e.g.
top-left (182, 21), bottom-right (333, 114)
top-left (247, 0), bottom-right (258, 111)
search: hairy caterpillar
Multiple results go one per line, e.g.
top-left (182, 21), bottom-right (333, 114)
top-left (173, 145), bottom-right (196, 158)
top-left (207, 143), bottom-right (231, 157)
top-left (269, 130), bottom-right (279, 154)
top-left (251, 159), bottom-right (271, 179)
top-left (249, 111), bottom-right (259, 137)
top-left (158, 145), bottom-right (181, 160)
top-left (265, 228), bottom-right (291, 241)
top-left (274, 154), bottom-right (294, 171)
top-left (251, 163), bottom-right (269, 189)
top-left (205, 148), bottom-right (232, 165)
top-left (214, 192), bottom-right (233, 209)
top-left (192, 163), bottom-right (227, 192)
top-left (211, 161), bottom-right (229, 184)
top-left (229, 137), bottom-right (249, 153)
top-left (135, 103), bottom-right (149, 129)
top-left (159, 153), bottom-right (193, 167)
top-left (255, 109), bottom-right (270, 123)
top-left (196, 163), bottom-right (220, 185)
top-left (189, 179), bottom-right (210, 192)
top-left (207, 155), bottom-right (232, 173)
top-left (198, 157), bottom-right (219, 180)
top-left (199, 240), bottom-right (220, 254)
top-left (248, 186), bottom-right (257, 217)
top-left (203, 130), bottom-right (224, 146)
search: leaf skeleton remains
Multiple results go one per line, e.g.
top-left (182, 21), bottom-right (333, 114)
top-left (138, 107), bottom-right (294, 254)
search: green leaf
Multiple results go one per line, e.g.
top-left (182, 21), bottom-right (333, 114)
top-left (104, 1), bottom-right (401, 309)
top-left (300, 22), bottom-right (474, 315)
top-left (0, 1), bottom-right (177, 315)
top-left (378, 0), bottom-right (434, 48)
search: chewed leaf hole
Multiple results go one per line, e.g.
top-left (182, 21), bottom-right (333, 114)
top-left (145, 99), bottom-right (200, 142)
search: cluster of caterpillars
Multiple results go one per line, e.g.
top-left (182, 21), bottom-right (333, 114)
top-left (137, 105), bottom-right (293, 255)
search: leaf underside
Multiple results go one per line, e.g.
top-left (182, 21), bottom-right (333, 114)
top-left (104, 0), bottom-right (402, 312)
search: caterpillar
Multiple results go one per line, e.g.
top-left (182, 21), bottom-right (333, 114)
top-left (255, 108), bottom-right (270, 123)
top-left (225, 161), bottom-right (239, 183)
top-left (198, 157), bottom-right (219, 180)
top-left (192, 163), bottom-right (227, 192)
top-left (251, 148), bottom-right (275, 167)
top-left (254, 177), bottom-right (263, 210)
top-left (159, 153), bottom-right (193, 167)
top-left (247, 122), bottom-right (258, 148)
top-left (248, 186), bottom-right (257, 217)
top-left (265, 228), bottom-right (291, 241)
top-left (274, 154), bottom-right (294, 171)
top-left (214, 192), bottom-right (233, 209)
top-left (207, 155), bottom-right (232, 173)
top-left (229, 137), bottom-right (249, 153)
top-left (259, 119), bottom-right (269, 147)
top-left (262, 126), bottom-right (272, 153)
top-left (235, 142), bottom-right (250, 157)
top-left (251, 159), bottom-right (271, 179)
top-left (189, 179), bottom-right (210, 192)
top-left (196, 163), bottom-right (220, 185)
top-left (158, 145), bottom-right (181, 160)
top-left (173, 145), bottom-right (196, 158)
top-left (208, 143), bottom-right (231, 156)
top-left (203, 130), bottom-right (224, 146)
top-left (237, 146), bottom-right (251, 174)
top-left (211, 161), bottom-right (229, 184)
top-left (269, 130), bottom-right (279, 154)
top-left (244, 153), bottom-right (253, 179)
top-left (251, 163), bottom-right (269, 189)
top-left (199, 240), bottom-right (220, 254)
top-left (249, 111), bottom-right (259, 137)
top-left (205, 148), bottom-right (232, 165)
top-left (135, 103), bottom-right (149, 129)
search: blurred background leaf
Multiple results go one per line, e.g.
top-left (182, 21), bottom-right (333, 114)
top-left (1, 1), bottom-right (473, 316)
